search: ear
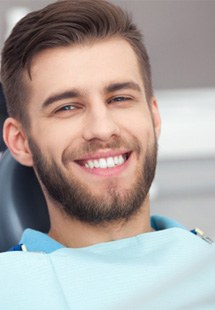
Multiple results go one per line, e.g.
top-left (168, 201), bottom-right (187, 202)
top-left (150, 97), bottom-right (161, 139)
top-left (3, 117), bottom-right (33, 167)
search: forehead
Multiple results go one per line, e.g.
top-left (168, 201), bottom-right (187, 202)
top-left (25, 38), bottom-right (144, 100)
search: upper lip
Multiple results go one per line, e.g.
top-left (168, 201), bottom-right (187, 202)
top-left (75, 149), bottom-right (131, 161)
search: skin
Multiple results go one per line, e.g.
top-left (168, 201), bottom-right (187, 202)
top-left (4, 38), bottom-right (161, 248)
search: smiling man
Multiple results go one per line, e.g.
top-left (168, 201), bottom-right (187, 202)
top-left (25, 40), bottom-right (159, 246)
top-left (0, 0), bottom-right (215, 308)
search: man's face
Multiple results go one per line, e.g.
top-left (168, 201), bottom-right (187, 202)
top-left (25, 38), bottom-right (160, 224)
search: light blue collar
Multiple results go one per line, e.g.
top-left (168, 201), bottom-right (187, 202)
top-left (20, 229), bottom-right (64, 253)
top-left (20, 215), bottom-right (186, 253)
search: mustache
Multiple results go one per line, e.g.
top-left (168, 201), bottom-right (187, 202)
top-left (62, 136), bottom-right (141, 164)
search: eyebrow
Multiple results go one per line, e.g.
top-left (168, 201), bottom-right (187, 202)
top-left (41, 81), bottom-right (142, 109)
top-left (105, 81), bottom-right (142, 93)
top-left (42, 90), bottom-right (80, 108)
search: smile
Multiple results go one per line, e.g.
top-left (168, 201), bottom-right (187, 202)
top-left (84, 154), bottom-right (127, 169)
top-left (76, 152), bottom-right (130, 170)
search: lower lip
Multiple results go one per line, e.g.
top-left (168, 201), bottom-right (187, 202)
top-left (76, 155), bottom-right (132, 177)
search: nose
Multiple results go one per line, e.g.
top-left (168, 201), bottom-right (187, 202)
top-left (82, 103), bottom-right (120, 142)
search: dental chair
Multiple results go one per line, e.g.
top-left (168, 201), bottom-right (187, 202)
top-left (0, 84), bottom-right (49, 252)
top-left (0, 83), bottom-right (8, 153)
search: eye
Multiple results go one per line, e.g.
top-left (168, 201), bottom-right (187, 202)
top-left (53, 103), bottom-right (83, 117)
top-left (57, 105), bottom-right (76, 111)
top-left (108, 96), bottom-right (132, 104)
top-left (54, 103), bottom-right (83, 114)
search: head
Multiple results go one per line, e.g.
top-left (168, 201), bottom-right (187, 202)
top-left (1, 0), bottom-right (153, 128)
top-left (2, 0), bottom-right (161, 225)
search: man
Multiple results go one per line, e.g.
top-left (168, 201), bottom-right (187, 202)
top-left (0, 0), bottom-right (214, 308)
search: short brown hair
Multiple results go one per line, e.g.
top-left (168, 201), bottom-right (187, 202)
top-left (1, 0), bottom-right (153, 127)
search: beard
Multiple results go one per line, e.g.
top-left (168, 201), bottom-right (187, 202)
top-left (28, 134), bottom-right (158, 225)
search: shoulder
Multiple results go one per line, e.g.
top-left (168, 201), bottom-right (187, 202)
top-left (0, 251), bottom-right (50, 277)
top-left (0, 251), bottom-right (68, 308)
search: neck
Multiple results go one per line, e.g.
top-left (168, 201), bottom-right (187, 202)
top-left (47, 196), bottom-right (152, 248)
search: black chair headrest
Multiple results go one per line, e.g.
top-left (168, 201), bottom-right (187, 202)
top-left (0, 150), bottom-right (49, 252)
top-left (0, 83), bottom-right (8, 152)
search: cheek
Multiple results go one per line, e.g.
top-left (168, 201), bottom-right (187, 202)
top-left (119, 111), bottom-right (154, 141)
top-left (31, 119), bottom-right (81, 155)
top-left (29, 131), bottom-right (65, 167)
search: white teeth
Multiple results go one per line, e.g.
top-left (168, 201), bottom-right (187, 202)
top-left (94, 160), bottom-right (100, 168)
top-left (114, 156), bottom-right (119, 165)
top-left (99, 158), bottom-right (107, 169)
top-left (88, 161), bottom-right (94, 169)
top-left (84, 155), bottom-right (127, 169)
top-left (107, 157), bottom-right (115, 168)
top-left (118, 155), bottom-right (124, 165)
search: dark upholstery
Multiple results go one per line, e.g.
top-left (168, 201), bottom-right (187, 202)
top-left (0, 150), bottom-right (49, 252)
top-left (0, 83), bottom-right (8, 152)
top-left (0, 82), bottom-right (49, 251)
